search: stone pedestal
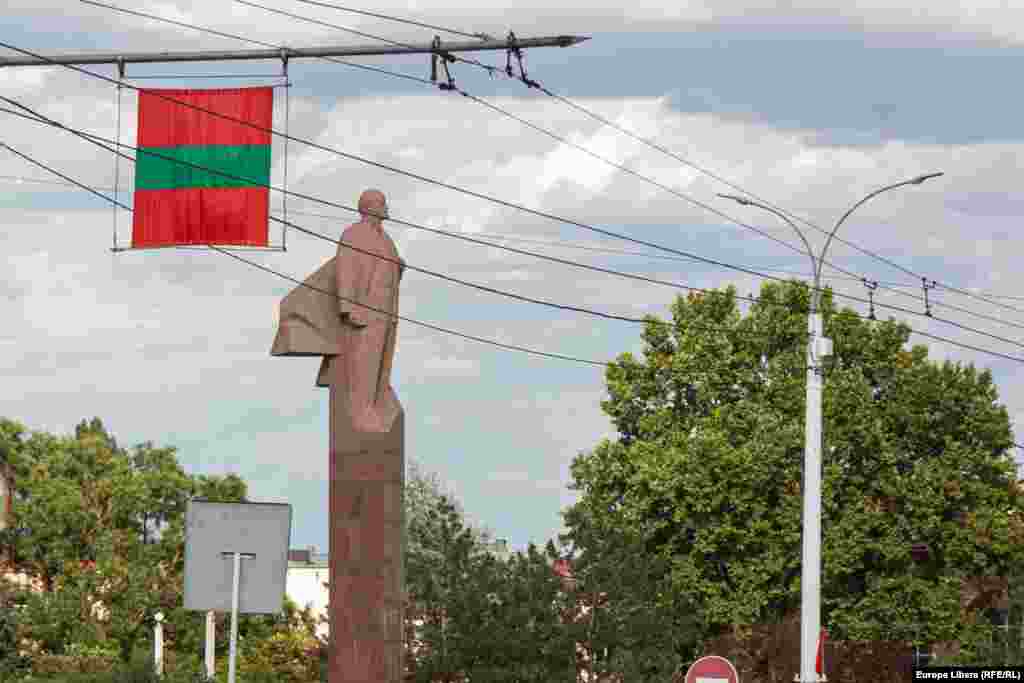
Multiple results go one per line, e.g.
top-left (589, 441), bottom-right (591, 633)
top-left (329, 402), bottom-right (405, 683)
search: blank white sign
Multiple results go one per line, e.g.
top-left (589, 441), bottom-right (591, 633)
top-left (696, 678), bottom-right (730, 683)
top-left (183, 501), bottom-right (292, 614)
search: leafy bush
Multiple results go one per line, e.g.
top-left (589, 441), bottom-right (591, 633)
top-left (0, 603), bottom-right (32, 680)
top-left (237, 629), bottom-right (321, 682)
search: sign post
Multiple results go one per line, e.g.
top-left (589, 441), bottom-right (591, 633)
top-left (184, 501), bottom-right (292, 683)
top-left (205, 611), bottom-right (216, 680)
top-left (684, 655), bottom-right (740, 683)
top-left (222, 551), bottom-right (256, 683)
top-left (153, 612), bottom-right (164, 677)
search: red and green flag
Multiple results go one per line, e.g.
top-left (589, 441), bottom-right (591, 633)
top-left (131, 87), bottom-right (273, 249)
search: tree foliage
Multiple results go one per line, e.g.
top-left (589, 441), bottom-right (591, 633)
top-left (0, 416), bottom-right (251, 663)
top-left (406, 493), bottom-right (576, 682)
top-left (564, 281), bottom-right (1021, 647)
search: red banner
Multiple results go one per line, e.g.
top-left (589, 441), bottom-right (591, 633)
top-left (131, 87), bottom-right (273, 249)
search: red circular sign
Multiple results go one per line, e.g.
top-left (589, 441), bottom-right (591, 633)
top-left (684, 655), bottom-right (740, 683)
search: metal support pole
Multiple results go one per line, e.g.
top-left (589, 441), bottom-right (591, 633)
top-left (228, 553), bottom-right (241, 683)
top-left (222, 551), bottom-right (255, 683)
top-left (800, 311), bottom-right (829, 682)
top-left (0, 35), bottom-right (590, 69)
top-left (153, 612), bottom-right (165, 677)
top-left (718, 172), bottom-right (942, 683)
top-left (205, 610), bottom-right (216, 680)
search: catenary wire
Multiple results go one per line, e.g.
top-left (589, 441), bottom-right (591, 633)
top-left (0, 43), bottom-right (837, 298)
top-left (0, 170), bottom-right (942, 287)
top-left (256, 0), bottom-right (1024, 326)
top-left (272, 0), bottom-right (1024, 321)
top-left (81, 0), bottom-right (1021, 336)
top-left (1, 139), bottom-right (611, 366)
top-left (9, 134), bottom-right (1024, 378)
top-left (4, 101), bottom-right (1024, 365)
top-left (107, 0), bottom-right (1024, 332)
top-left (282, 205), bottom-right (1024, 325)
top-left (80, 0), bottom-right (810, 263)
top-left (78, 0), bottom-right (439, 87)
top-left (233, 0), bottom-right (810, 260)
top-left (5, 164), bottom-right (1022, 306)
top-left (263, 0), bottom-right (494, 41)
top-left (258, 0), bottom-right (503, 72)
top-left (520, 57), bottom-right (1024, 319)
top-left (2, 95), bottom-right (1021, 353)
top-left (0, 102), bottom-right (802, 339)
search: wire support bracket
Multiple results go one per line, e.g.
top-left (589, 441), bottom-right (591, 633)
top-left (862, 278), bottom-right (879, 320)
top-left (922, 278), bottom-right (937, 317)
top-left (505, 31), bottom-right (540, 89)
top-left (430, 36), bottom-right (458, 91)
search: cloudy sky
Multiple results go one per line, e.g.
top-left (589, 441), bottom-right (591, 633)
top-left (2, 0), bottom-right (1023, 553)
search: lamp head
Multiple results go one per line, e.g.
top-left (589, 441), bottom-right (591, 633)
top-left (910, 172), bottom-right (943, 185)
top-left (717, 193), bottom-right (751, 206)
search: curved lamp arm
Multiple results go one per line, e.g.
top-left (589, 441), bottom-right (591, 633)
top-left (815, 172), bottom-right (943, 287)
top-left (717, 193), bottom-right (818, 302)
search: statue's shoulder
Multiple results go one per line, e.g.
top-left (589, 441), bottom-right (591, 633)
top-left (340, 221), bottom-right (362, 240)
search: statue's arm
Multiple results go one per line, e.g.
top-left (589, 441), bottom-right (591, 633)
top-left (336, 238), bottom-right (369, 327)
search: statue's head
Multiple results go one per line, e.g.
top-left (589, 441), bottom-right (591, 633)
top-left (358, 189), bottom-right (388, 224)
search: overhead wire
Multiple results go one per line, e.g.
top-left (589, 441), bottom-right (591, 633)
top-left (1, 139), bottom-right (611, 366)
top-left (516, 51), bottom-right (1024, 320)
top-left (7, 129), bottom-right (1023, 382)
top-left (138, 0), bottom-right (1024, 331)
top-left (5, 168), bottom-right (1024, 306)
top-left (271, 0), bottom-right (1024, 321)
top-left (79, 1), bottom-right (1024, 336)
top-left (80, 0), bottom-right (810, 263)
top-left (283, 206), bottom-right (1024, 320)
top-left (77, 0), bottom-right (439, 87)
top-left (0, 42), bottom-right (833, 298)
top-left (4, 99), bottom-right (1024, 366)
top-left (233, 0), bottom-right (810, 260)
top-left (265, 0), bottom-right (495, 42)
top-left (2, 167), bottom-right (973, 290)
top-left (0, 100), bottom-right (800, 340)
top-left (3, 58), bottom-right (1020, 359)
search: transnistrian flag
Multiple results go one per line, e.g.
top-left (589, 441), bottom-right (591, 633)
top-left (131, 87), bottom-right (273, 248)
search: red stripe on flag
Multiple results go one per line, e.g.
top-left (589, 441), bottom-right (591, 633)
top-left (136, 87), bottom-right (273, 147)
top-left (131, 187), bottom-right (270, 248)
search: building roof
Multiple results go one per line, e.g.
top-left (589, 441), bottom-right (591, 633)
top-left (287, 547), bottom-right (328, 568)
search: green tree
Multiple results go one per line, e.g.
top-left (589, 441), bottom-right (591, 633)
top-left (0, 581), bottom-right (31, 679)
top-left (561, 494), bottom-right (702, 681)
top-left (406, 494), bottom-right (575, 682)
top-left (406, 494), bottom-right (488, 682)
top-left (0, 417), bottom-right (249, 662)
top-left (565, 282), bottom-right (1021, 648)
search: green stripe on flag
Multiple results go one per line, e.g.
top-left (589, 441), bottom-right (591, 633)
top-left (135, 145), bottom-right (271, 190)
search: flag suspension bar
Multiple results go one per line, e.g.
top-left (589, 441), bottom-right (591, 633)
top-left (0, 35), bottom-right (590, 69)
top-left (109, 52), bottom-right (296, 253)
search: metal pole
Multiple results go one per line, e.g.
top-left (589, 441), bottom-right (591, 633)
top-left (222, 552), bottom-right (255, 683)
top-left (153, 612), bottom-right (164, 677)
top-left (228, 552), bottom-right (241, 683)
top-left (719, 174), bottom-right (942, 682)
top-left (801, 303), bottom-right (828, 683)
top-left (0, 35), bottom-right (590, 69)
top-left (205, 610), bottom-right (216, 680)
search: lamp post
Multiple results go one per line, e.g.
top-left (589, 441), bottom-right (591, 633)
top-left (718, 172), bottom-right (942, 682)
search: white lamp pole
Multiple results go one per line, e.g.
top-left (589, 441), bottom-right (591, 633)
top-left (153, 612), bottom-right (164, 677)
top-left (718, 172), bottom-right (942, 682)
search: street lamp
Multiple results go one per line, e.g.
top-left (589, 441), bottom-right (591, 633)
top-left (718, 172), bottom-right (943, 683)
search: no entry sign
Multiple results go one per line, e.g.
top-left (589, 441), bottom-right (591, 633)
top-left (684, 655), bottom-right (740, 683)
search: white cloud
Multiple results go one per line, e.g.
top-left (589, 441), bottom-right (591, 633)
top-left (4, 6), bottom-right (1024, 550)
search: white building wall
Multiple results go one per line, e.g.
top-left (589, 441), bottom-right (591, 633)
top-left (285, 564), bottom-right (329, 638)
